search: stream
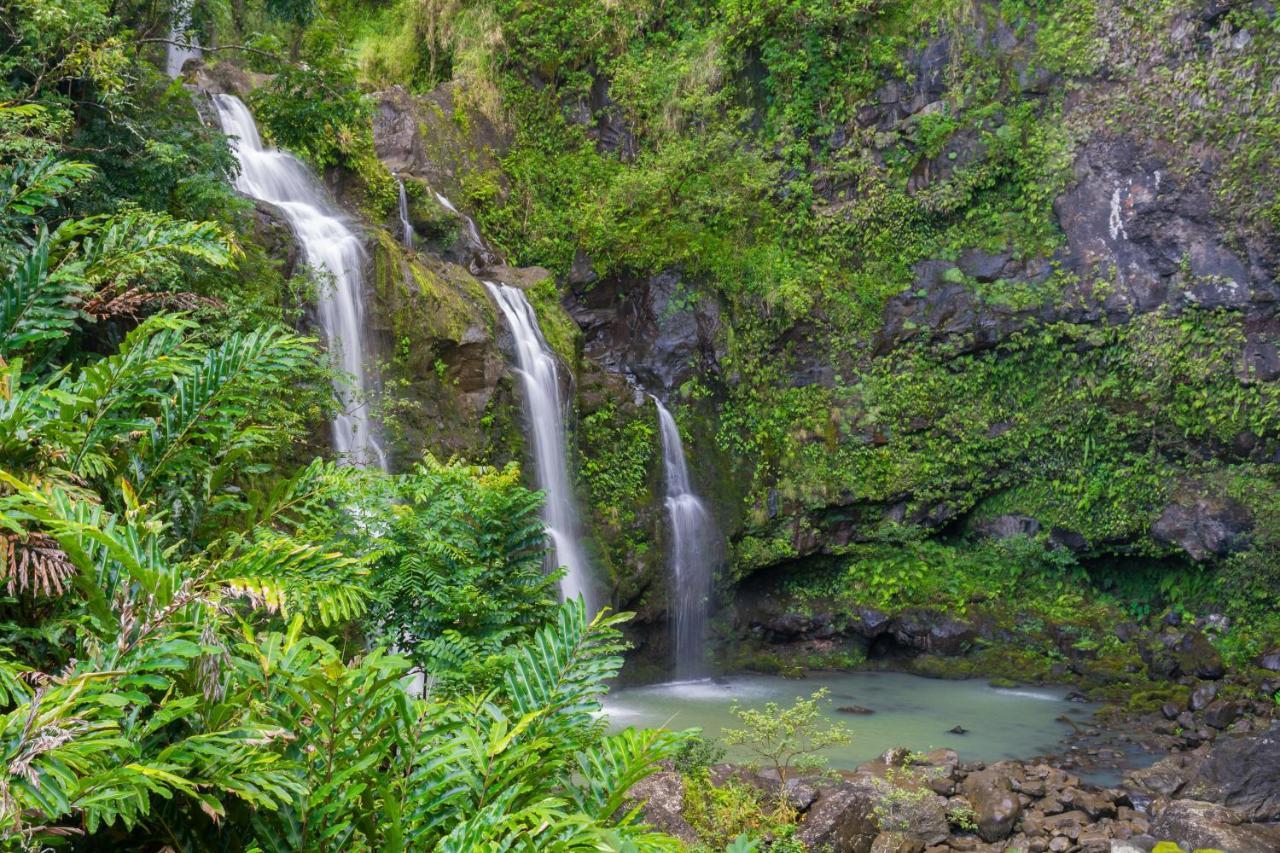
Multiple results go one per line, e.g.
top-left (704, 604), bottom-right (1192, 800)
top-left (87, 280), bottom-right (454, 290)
top-left (604, 672), bottom-right (1101, 770)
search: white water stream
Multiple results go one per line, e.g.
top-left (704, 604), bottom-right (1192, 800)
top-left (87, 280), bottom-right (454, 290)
top-left (212, 94), bottom-right (387, 469)
top-left (396, 177), bottom-right (415, 249)
top-left (165, 0), bottom-right (202, 77)
top-left (654, 397), bottom-right (719, 676)
top-left (484, 282), bottom-right (593, 608)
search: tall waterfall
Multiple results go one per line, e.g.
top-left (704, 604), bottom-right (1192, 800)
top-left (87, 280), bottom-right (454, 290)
top-left (654, 397), bottom-right (718, 677)
top-left (212, 94), bottom-right (387, 469)
top-left (395, 177), bottom-right (415, 249)
top-left (165, 0), bottom-right (202, 77)
top-left (485, 282), bottom-right (593, 608)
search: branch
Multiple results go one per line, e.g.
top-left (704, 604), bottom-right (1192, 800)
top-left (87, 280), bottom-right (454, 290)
top-left (136, 38), bottom-right (283, 64)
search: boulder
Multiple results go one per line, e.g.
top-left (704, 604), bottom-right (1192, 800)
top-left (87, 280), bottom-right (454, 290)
top-left (1255, 648), bottom-right (1280, 672)
top-left (891, 610), bottom-right (977, 656)
top-left (1140, 628), bottom-right (1225, 680)
top-left (960, 768), bottom-right (1022, 842)
top-left (622, 772), bottom-right (697, 844)
top-left (1150, 799), bottom-right (1280, 853)
top-left (1188, 682), bottom-right (1217, 712)
top-left (1202, 699), bottom-right (1241, 730)
top-left (1151, 494), bottom-right (1253, 561)
top-left (797, 779), bottom-right (883, 853)
top-left (1182, 724), bottom-right (1280, 820)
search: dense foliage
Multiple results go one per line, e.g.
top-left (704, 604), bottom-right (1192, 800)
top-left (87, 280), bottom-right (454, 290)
top-left (0, 0), bottom-right (687, 848)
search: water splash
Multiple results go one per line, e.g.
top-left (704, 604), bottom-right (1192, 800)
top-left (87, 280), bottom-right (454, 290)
top-left (484, 281), bottom-right (593, 608)
top-left (653, 396), bottom-right (719, 677)
top-left (395, 176), bottom-right (415, 249)
top-left (212, 94), bottom-right (387, 469)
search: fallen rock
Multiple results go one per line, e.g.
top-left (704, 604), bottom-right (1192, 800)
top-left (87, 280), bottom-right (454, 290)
top-left (1255, 647), bottom-right (1280, 672)
top-left (622, 772), bottom-right (697, 844)
top-left (1203, 699), bottom-right (1241, 730)
top-left (1188, 682), bottom-right (1218, 712)
top-left (797, 779), bottom-right (883, 852)
top-left (1182, 723), bottom-right (1280, 820)
top-left (839, 705), bottom-right (876, 715)
top-left (1150, 799), bottom-right (1280, 853)
top-left (960, 767), bottom-right (1022, 842)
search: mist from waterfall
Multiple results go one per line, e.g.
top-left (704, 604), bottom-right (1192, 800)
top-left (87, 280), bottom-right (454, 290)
top-left (396, 177), bottom-right (415, 249)
top-left (484, 281), bottom-right (594, 609)
top-left (212, 94), bottom-right (387, 469)
top-left (653, 397), bottom-right (719, 677)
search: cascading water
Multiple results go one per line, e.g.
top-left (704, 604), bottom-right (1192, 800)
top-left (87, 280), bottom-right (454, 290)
top-left (653, 397), bottom-right (719, 677)
top-left (165, 0), bottom-right (202, 77)
top-left (395, 176), bottom-right (415, 249)
top-left (434, 192), bottom-right (498, 270)
top-left (212, 94), bottom-right (387, 469)
top-left (485, 281), bottom-right (594, 608)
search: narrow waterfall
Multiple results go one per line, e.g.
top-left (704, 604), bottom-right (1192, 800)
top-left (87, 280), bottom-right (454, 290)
top-left (395, 176), bottom-right (415, 249)
top-left (434, 191), bottom-right (498, 270)
top-left (653, 397), bottom-right (718, 677)
top-left (211, 94), bottom-right (387, 469)
top-left (484, 282), bottom-right (593, 608)
top-left (165, 0), bottom-right (202, 77)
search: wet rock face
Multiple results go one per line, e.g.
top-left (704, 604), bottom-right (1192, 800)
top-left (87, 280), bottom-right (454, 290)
top-left (1181, 723), bottom-right (1280, 821)
top-left (1150, 491), bottom-right (1253, 561)
top-left (873, 134), bottom-right (1280, 356)
top-left (566, 270), bottom-right (722, 395)
top-left (372, 85), bottom-right (507, 202)
top-left (1055, 136), bottom-right (1276, 317)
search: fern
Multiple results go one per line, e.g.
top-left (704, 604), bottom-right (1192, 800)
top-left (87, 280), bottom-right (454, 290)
top-left (0, 233), bottom-right (89, 358)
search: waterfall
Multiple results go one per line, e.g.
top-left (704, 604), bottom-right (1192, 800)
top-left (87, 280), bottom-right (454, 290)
top-left (396, 176), bottom-right (415, 249)
top-left (434, 192), bottom-right (498, 270)
top-left (211, 94), bottom-right (387, 469)
top-left (653, 397), bottom-right (718, 677)
top-left (165, 0), bottom-right (202, 77)
top-left (484, 281), bottom-right (593, 608)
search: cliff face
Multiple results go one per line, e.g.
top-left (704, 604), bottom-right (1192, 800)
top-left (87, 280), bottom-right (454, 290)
top-left (359, 2), bottom-right (1278, 659)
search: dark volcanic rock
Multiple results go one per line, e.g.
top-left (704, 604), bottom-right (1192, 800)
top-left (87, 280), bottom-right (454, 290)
top-left (960, 767), bottom-right (1023, 842)
top-left (566, 269), bottom-right (722, 395)
top-left (1151, 492), bottom-right (1253, 561)
top-left (1150, 799), bottom-right (1280, 853)
top-left (1182, 724), bottom-right (1280, 821)
top-left (1203, 699), bottom-right (1241, 730)
top-left (1055, 136), bottom-right (1277, 318)
top-left (971, 514), bottom-right (1041, 541)
top-left (891, 609), bottom-right (977, 656)
top-left (797, 779), bottom-right (883, 852)
top-left (1256, 648), bottom-right (1280, 672)
top-left (1140, 628), bottom-right (1225, 681)
top-left (623, 772), bottom-right (697, 844)
top-left (1188, 682), bottom-right (1218, 712)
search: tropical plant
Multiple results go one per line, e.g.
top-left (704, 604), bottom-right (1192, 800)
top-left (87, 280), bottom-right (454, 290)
top-left (722, 688), bottom-right (852, 785)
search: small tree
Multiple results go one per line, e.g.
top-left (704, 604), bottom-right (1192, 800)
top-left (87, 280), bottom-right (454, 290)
top-left (722, 688), bottom-right (852, 785)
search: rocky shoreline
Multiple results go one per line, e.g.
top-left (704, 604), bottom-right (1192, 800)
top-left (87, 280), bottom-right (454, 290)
top-left (625, 612), bottom-right (1280, 853)
top-left (630, 706), bottom-right (1279, 852)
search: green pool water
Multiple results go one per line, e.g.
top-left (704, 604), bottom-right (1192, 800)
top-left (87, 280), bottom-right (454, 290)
top-left (603, 671), bottom-right (1097, 769)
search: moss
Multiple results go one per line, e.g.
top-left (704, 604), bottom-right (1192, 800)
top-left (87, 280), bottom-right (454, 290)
top-left (524, 275), bottom-right (580, 368)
